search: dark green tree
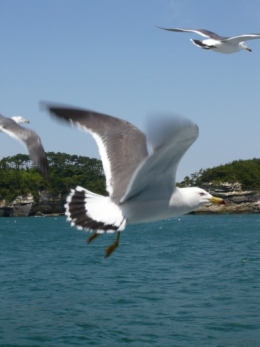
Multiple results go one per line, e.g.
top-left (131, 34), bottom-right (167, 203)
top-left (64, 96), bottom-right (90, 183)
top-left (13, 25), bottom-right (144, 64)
top-left (178, 158), bottom-right (260, 190)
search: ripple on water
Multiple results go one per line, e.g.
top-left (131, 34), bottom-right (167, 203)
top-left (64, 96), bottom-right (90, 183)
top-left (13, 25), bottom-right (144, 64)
top-left (0, 215), bottom-right (260, 346)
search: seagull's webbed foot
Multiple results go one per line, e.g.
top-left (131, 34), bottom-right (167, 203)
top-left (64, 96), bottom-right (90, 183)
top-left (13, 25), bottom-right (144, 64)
top-left (105, 232), bottom-right (120, 258)
top-left (87, 232), bottom-right (100, 244)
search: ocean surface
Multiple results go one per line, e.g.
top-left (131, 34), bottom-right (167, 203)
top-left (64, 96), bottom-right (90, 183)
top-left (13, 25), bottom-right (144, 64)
top-left (0, 214), bottom-right (259, 347)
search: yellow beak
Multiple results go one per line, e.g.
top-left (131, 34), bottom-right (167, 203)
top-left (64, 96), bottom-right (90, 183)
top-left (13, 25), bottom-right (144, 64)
top-left (209, 196), bottom-right (226, 205)
top-left (246, 47), bottom-right (252, 52)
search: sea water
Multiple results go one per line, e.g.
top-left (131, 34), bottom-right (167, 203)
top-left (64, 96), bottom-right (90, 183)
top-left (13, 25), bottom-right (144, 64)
top-left (0, 214), bottom-right (259, 347)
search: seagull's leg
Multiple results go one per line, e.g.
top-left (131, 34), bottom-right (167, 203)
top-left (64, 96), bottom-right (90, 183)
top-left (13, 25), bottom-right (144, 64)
top-left (87, 232), bottom-right (100, 244)
top-left (105, 232), bottom-right (121, 258)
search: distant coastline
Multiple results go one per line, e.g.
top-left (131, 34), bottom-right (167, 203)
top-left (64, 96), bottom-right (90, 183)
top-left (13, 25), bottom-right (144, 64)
top-left (0, 182), bottom-right (259, 217)
top-left (0, 154), bottom-right (259, 217)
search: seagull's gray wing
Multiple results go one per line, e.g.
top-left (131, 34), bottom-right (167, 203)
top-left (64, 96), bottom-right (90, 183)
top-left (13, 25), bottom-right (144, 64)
top-left (222, 34), bottom-right (260, 43)
top-left (121, 115), bottom-right (199, 203)
top-left (157, 27), bottom-right (226, 40)
top-left (0, 115), bottom-right (49, 178)
top-left (46, 105), bottom-right (148, 202)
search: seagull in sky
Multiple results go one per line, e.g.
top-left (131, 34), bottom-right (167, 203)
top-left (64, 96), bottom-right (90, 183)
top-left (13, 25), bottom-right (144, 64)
top-left (157, 27), bottom-right (260, 54)
top-left (0, 114), bottom-right (49, 178)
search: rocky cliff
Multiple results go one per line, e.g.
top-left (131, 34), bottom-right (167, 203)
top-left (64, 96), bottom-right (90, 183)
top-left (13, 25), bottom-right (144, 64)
top-left (0, 182), bottom-right (259, 217)
top-left (194, 182), bottom-right (260, 214)
top-left (0, 191), bottom-right (65, 217)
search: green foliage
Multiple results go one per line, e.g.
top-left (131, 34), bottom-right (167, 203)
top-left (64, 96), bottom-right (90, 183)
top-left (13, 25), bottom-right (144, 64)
top-left (1, 154), bottom-right (259, 203)
top-left (0, 152), bottom-right (106, 202)
top-left (0, 166), bottom-right (46, 201)
top-left (46, 152), bottom-right (106, 196)
top-left (178, 158), bottom-right (260, 190)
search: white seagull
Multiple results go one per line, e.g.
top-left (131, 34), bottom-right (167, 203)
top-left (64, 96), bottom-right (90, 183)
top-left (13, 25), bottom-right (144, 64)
top-left (0, 114), bottom-right (49, 177)
top-left (157, 27), bottom-right (260, 54)
top-left (46, 105), bottom-right (226, 257)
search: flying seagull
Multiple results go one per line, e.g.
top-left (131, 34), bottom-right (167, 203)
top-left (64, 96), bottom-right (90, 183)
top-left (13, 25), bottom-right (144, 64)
top-left (157, 27), bottom-right (260, 54)
top-left (0, 114), bottom-right (49, 178)
top-left (46, 105), bottom-right (226, 257)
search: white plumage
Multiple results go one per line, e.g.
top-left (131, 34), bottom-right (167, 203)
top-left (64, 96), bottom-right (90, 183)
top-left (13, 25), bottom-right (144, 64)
top-left (158, 27), bottom-right (260, 54)
top-left (46, 105), bottom-right (226, 257)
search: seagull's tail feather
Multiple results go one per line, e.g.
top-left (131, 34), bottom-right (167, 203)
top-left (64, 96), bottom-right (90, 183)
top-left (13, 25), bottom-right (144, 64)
top-left (65, 186), bottom-right (127, 233)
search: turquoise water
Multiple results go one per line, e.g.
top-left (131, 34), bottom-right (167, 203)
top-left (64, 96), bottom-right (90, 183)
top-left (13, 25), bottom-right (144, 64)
top-left (1, 215), bottom-right (260, 346)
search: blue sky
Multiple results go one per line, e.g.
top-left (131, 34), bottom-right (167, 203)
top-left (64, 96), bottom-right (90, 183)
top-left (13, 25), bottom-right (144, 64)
top-left (0, 0), bottom-right (259, 181)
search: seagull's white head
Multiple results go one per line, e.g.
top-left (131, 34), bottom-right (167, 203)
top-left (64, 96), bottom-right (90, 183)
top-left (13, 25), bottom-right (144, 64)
top-left (170, 187), bottom-right (226, 213)
top-left (193, 187), bottom-right (226, 205)
top-left (189, 187), bottom-right (226, 207)
top-left (11, 116), bottom-right (30, 124)
top-left (239, 41), bottom-right (252, 52)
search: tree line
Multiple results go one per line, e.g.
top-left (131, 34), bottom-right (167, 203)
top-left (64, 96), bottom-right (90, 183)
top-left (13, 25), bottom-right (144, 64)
top-left (0, 152), bottom-right (106, 202)
top-left (178, 158), bottom-right (260, 190)
top-left (0, 153), bottom-right (259, 203)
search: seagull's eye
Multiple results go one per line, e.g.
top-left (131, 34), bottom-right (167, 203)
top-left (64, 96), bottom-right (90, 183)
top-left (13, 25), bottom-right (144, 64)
top-left (199, 192), bottom-right (205, 196)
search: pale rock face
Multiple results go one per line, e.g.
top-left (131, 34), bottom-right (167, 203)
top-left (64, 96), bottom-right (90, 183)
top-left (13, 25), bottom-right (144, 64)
top-left (0, 184), bottom-right (259, 217)
top-left (194, 182), bottom-right (260, 214)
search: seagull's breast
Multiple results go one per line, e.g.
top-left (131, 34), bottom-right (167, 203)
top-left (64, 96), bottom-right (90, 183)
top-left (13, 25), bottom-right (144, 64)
top-left (203, 38), bottom-right (241, 54)
top-left (202, 38), bottom-right (219, 46)
top-left (121, 199), bottom-right (180, 224)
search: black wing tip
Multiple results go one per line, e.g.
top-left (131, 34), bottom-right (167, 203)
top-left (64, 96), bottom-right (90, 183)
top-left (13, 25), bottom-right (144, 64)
top-left (40, 101), bottom-right (64, 115)
top-left (156, 27), bottom-right (190, 32)
top-left (156, 26), bottom-right (175, 32)
top-left (41, 101), bottom-right (118, 124)
top-left (40, 101), bottom-right (87, 113)
top-left (156, 25), bottom-right (166, 30)
top-left (40, 101), bottom-right (79, 124)
top-left (40, 101), bottom-right (95, 119)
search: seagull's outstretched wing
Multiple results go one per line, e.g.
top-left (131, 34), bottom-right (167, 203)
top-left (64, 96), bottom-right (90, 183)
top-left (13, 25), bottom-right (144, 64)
top-left (45, 104), bottom-right (148, 202)
top-left (157, 27), bottom-right (226, 40)
top-left (223, 34), bottom-right (260, 43)
top-left (121, 115), bottom-right (199, 203)
top-left (0, 115), bottom-right (49, 178)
